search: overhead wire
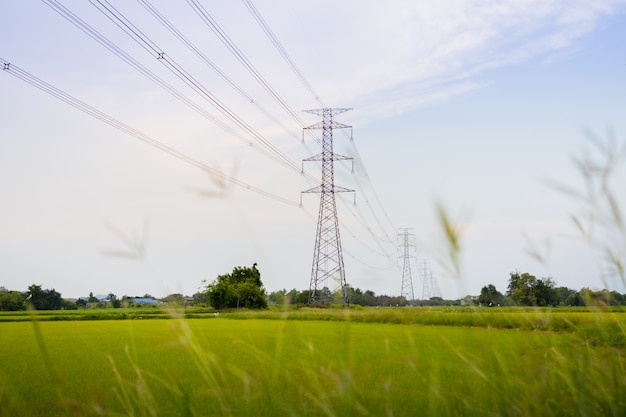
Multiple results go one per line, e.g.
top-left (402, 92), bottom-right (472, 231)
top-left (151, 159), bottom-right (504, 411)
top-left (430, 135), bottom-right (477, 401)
top-left (346, 131), bottom-right (398, 243)
top-left (0, 58), bottom-right (301, 207)
top-left (40, 0), bottom-right (312, 184)
top-left (299, 196), bottom-right (395, 271)
top-left (135, 0), bottom-right (303, 146)
top-left (87, 0), bottom-right (310, 180)
top-left (41, 0), bottom-right (401, 275)
top-left (241, 0), bottom-right (402, 265)
top-left (37, 1), bottom-right (246, 149)
top-left (185, 0), bottom-right (309, 131)
top-left (240, 0), bottom-right (323, 107)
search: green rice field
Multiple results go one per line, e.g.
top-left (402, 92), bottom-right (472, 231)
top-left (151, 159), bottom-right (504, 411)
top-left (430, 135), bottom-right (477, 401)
top-left (0, 307), bottom-right (624, 416)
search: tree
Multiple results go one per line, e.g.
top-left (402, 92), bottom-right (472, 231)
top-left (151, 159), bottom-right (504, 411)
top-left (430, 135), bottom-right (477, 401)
top-left (533, 278), bottom-right (556, 306)
top-left (268, 289), bottom-right (287, 305)
top-left (507, 271), bottom-right (537, 306)
top-left (362, 290), bottom-right (376, 306)
top-left (206, 264), bottom-right (267, 310)
top-left (107, 293), bottom-right (122, 308)
top-left (26, 284), bottom-right (63, 310)
top-left (162, 293), bottom-right (185, 305)
top-left (554, 286), bottom-right (577, 306)
top-left (506, 272), bottom-right (556, 306)
top-left (564, 292), bottom-right (584, 306)
top-left (609, 291), bottom-right (624, 306)
top-left (191, 291), bottom-right (208, 305)
top-left (348, 287), bottom-right (364, 306)
top-left (478, 284), bottom-right (504, 306)
top-left (294, 289), bottom-right (311, 304)
top-left (0, 290), bottom-right (25, 311)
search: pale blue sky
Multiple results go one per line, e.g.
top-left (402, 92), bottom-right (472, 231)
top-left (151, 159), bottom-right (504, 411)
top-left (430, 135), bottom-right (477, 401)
top-left (1, 0), bottom-right (625, 299)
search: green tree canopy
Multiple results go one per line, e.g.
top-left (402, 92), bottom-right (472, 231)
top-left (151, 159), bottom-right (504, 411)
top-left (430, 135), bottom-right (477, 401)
top-left (0, 290), bottom-right (25, 311)
top-left (506, 272), bottom-right (556, 306)
top-left (26, 284), bottom-right (63, 310)
top-left (206, 264), bottom-right (267, 310)
top-left (478, 284), bottom-right (504, 306)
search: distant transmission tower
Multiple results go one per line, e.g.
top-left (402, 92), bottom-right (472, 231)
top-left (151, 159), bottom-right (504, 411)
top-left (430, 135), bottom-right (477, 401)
top-left (420, 260), bottom-right (441, 300)
top-left (398, 228), bottom-right (415, 301)
top-left (301, 108), bottom-right (354, 305)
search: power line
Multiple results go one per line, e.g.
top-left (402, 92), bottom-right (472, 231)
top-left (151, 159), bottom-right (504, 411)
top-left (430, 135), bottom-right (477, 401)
top-left (186, 0), bottom-right (306, 128)
top-left (239, 0), bottom-right (401, 267)
top-left (1, 58), bottom-right (300, 207)
top-left (87, 0), bottom-right (307, 178)
top-left (241, 0), bottom-right (323, 107)
top-left (136, 0), bottom-right (303, 145)
top-left (348, 134), bottom-right (398, 243)
top-left (39, 1), bottom-right (403, 292)
top-left (41, 0), bottom-right (311, 183)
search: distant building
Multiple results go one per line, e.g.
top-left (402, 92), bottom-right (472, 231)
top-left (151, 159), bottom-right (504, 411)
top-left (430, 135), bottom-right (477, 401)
top-left (132, 297), bottom-right (158, 305)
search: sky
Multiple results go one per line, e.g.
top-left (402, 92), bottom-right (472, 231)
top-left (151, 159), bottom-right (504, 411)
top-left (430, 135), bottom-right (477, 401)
top-left (1, 0), bottom-right (626, 300)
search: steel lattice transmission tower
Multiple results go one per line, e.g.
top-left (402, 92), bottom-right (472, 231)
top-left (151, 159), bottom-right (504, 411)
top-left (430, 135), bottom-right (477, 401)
top-left (398, 228), bottom-right (416, 301)
top-left (301, 108), bottom-right (354, 305)
top-left (420, 260), bottom-right (441, 300)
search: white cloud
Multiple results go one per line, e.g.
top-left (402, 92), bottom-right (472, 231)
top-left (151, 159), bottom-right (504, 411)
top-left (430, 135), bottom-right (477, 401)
top-left (281, 0), bottom-right (626, 113)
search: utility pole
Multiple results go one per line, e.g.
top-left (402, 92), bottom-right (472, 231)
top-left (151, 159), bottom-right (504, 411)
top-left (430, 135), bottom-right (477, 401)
top-left (398, 228), bottom-right (415, 302)
top-left (301, 108), bottom-right (354, 305)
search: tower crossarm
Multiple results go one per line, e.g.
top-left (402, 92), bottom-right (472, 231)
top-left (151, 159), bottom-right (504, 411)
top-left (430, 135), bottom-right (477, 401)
top-left (303, 153), bottom-right (352, 162)
top-left (303, 107), bottom-right (352, 117)
top-left (301, 185), bottom-right (354, 194)
top-left (304, 120), bottom-right (352, 130)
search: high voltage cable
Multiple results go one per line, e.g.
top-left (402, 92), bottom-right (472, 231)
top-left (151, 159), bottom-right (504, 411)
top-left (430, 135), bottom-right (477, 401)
top-left (339, 127), bottom-right (396, 245)
top-left (0, 58), bottom-right (300, 208)
top-left (299, 198), bottom-right (396, 271)
top-left (37, 0), bottom-right (251, 154)
top-left (87, 0), bottom-right (309, 179)
top-left (240, 0), bottom-right (401, 255)
top-left (340, 197), bottom-right (398, 262)
top-left (343, 247), bottom-right (397, 271)
top-left (339, 216), bottom-right (395, 258)
top-left (40, 0), bottom-right (309, 181)
top-left (241, 0), bottom-right (323, 107)
top-left (186, 0), bottom-right (306, 129)
top-left (348, 133), bottom-right (398, 243)
top-left (46, 0), bottom-right (401, 270)
top-left (144, 0), bottom-right (396, 260)
top-left (135, 0), bottom-right (303, 146)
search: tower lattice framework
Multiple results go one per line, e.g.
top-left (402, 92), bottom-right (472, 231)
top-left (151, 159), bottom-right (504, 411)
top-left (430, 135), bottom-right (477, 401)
top-left (399, 228), bottom-right (416, 301)
top-left (420, 259), bottom-right (440, 300)
top-left (302, 108), bottom-right (354, 305)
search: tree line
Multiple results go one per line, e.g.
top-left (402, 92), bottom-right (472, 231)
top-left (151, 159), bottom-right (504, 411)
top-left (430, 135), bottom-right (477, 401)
top-left (476, 271), bottom-right (626, 307)
top-left (0, 284), bottom-right (165, 311)
top-left (2, 267), bottom-right (626, 311)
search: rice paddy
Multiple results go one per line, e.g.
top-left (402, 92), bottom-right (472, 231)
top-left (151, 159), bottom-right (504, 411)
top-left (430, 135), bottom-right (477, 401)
top-left (0, 307), bottom-right (624, 416)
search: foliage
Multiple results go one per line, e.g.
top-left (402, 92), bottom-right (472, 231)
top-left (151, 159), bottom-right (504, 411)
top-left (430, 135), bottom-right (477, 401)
top-left (0, 290), bottom-right (25, 311)
top-left (26, 284), bottom-right (63, 310)
top-left (478, 284), bottom-right (505, 306)
top-left (162, 293), bottom-right (186, 305)
top-left (191, 291), bottom-right (208, 305)
top-left (106, 293), bottom-right (122, 308)
top-left (205, 264), bottom-right (267, 309)
top-left (507, 271), bottom-right (557, 306)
